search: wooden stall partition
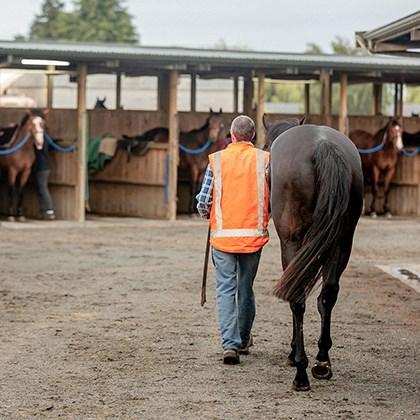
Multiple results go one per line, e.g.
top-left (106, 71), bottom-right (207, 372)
top-left (89, 143), bottom-right (168, 218)
top-left (88, 109), bottom-right (162, 139)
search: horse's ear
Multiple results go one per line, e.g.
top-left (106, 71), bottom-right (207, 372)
top-left (262, 113), bottom-right (269, 130)
top-left (299, 115), bottom-right (306, 125)
top-left (219, 107), bottom-right (222, 114)
top-left (209, 108), bottom-right (213, 114)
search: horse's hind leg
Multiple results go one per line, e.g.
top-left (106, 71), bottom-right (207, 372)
top-left (290, 301), bottom-right (310, 391)
top-left (312, 241), bottom-right (352, 381)
top-left (369, 166), bottom-right (380, 217)
top-left (16, 168), bottom-right (31, 221)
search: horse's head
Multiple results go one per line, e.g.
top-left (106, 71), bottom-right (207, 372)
top-left (386, 118), bottom-right (403, 151)
top-left (95, 97), bottom-right (107, 109)
top-left (208, 108), bottom-right (225, 143)
top-left (24, 109), bottom-right (47, 150)
top-left (263, 115), bottom-right (305, 150)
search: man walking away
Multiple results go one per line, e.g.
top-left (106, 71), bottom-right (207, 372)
top-left (196, 115), bottom-right (270, 364)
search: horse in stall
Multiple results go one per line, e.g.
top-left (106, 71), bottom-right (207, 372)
top-left (94, 97), bottom-right (107, 109)
top-left (0, 110), bottom-right (47, 221)
top-left (349, 119), bottom-right (403, 217)
top-left (265, 119), bottom-right (363, 391)
top-left (143, 109), bottom-right (226, 213)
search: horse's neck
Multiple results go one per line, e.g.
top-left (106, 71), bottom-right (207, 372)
top-left (181, 124), bottom-right (209, 145)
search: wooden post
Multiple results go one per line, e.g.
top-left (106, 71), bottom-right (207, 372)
top-left (75, 63), bottom-right (87, 222)
top-left (158, 72), bottom-right (171, 124)
top-left (233, 76), bottom-right (239, 113)
top-left (116, 72), bottom-right (122, 110)
top-left (190, 73), bottom-right (196, 112)
top-left (304, 83), bottom-right (310, 115)
top-left (243, 75), bottom-right (253, 116)
top-left (256, 73), bottom-right (265, 148)
top-left (167, 69), bottom-right (179, 221)
top-left (398, 83), bottom-right (404, 117)
top-left (394, 83), bottom-right (399, 116)
top-left (46, 65), bottom-right (54, 108)
top-left (372, 83), bottom-right (382, 115)
top-left (320, 69), bottom-right (332, 126)
top-left (338, 73), bottom-right (348, 134)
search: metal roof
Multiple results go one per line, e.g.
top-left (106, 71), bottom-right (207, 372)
top-left (1, 40), bottom-right (420, 83)
top-left (356, 11), bottom-right (420, 55)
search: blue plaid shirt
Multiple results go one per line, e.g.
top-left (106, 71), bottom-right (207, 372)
top-left (196, 165), bottom-right (214, 219)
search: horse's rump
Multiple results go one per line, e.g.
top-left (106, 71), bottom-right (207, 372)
top-left (271, 126), bottom-right (363, 303)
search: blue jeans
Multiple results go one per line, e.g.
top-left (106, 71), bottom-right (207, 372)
top-left (212, 247), bottom-right (262, 350)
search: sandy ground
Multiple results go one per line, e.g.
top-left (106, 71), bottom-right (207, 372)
top-left (0, 216), bottom-right (419, 420)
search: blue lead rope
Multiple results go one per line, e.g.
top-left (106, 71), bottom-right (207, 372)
top-left (0, 133), bottom-right (31, 155)
top-left (400, 147), bottom-right (420, 157)
top-left (44, 133), bottom-right (76, 153)
top-left (357, 143), bottom-right (385, 154)
top-left (179, 138), bottom-right (212, 155)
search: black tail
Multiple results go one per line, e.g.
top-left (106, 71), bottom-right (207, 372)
top-left (273, 141), bottom-right (352, 303)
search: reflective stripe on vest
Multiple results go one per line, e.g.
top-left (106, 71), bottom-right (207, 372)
top-left (211, 148), bottom-right (268, 239)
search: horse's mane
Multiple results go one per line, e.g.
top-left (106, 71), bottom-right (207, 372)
top-left (265, 119), bottom-right (300, 149)
top-left (181, 118), bottom-right (209, 135)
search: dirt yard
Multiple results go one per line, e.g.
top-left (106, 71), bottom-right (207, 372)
top-left (0, 216), bottom-right (419, 419)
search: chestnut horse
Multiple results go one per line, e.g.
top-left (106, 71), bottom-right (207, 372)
top-left (266, 120), bottom-right (363, 391)
top-left (0, 110), bottom-right (46, 221)
top-left (349, 119), bottom-right (403, 217)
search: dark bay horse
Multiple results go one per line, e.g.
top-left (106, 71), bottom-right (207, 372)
top-left (146, 110), bottom-right (226, 213)
top-left (349, 119), bottom-right (403, 217)
top-left (0, 110), bottom-right (47, 221)
top-left (266, 120), bottom-right (363, 391)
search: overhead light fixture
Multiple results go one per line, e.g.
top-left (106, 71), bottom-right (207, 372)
top-left (21, 59), bottom-right (71, 66)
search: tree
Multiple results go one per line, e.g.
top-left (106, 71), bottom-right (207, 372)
top-left (27, 0), bottom-right (139, 44)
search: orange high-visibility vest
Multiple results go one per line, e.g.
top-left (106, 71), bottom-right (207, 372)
top-left (208, 142), bottom-right (270, 253)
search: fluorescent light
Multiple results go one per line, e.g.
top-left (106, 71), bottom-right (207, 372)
top-left (21, 59), bottom-right (71, 66)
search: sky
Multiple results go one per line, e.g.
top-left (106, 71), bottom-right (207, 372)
top-left (1, 1), bottom-right (419, 53)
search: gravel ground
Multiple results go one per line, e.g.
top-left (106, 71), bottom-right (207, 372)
top-left (0, 216), bottom-right (419, 419)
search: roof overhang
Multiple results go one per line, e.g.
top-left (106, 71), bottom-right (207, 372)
top-left (356, 11), bottom-right (420, 56)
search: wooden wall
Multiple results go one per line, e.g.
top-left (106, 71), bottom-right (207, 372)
top-left (1, 109), bottom-right (419, 219)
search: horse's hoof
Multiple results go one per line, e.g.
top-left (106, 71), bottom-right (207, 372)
top-left (292, 380), bottom-right (311, 392)
top-left (370, 212), bottom-right (377, 218)
top-left (17, 216), bottom-right (27, 223)
top-left (7, 216), bottom-right (15, 222)
top-left (385, 212), bottom-right (392, 219)
top-left (311, 361), bottom-right (333, 380)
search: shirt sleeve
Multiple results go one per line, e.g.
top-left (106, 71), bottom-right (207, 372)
top-left (196, 165), bottom-right (214, 219)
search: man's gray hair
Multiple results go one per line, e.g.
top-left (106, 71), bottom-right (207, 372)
top-left (230, 115), bottom-right (255, 142)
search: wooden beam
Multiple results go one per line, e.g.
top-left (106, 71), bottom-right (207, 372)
top-left (116, 72), bottom-right (122, 110)
top-left (243, 76), bottom-right (253, 116)
top-left (167, 70), bottom-right (179, 221)
top-left (158, 72), bottom-right (171, 124)
top-left (372, 83), bottom-right (382, 115)
top-left (320, 69), bottom-right (332, 126)
top-left (75, 63), bottom-right (88, 222)
top-left (394, 83), bottom-right (399, 116)
top-left (304, 83), bottom-right (310, 115)
top-left (255, 73), bottom-right (265, 148)
top-left (46, 65), bottom-right (54, 108)
top-left (233, 76), bottom-right (239, 113)
top-left (190, 73), bottom-right (196, 112)
top-left (338, 73), bottom-right (348, 134)
top-left (398, 83), bottom-right (404, 117)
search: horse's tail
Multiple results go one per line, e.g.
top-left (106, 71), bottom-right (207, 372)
top-left (273, 141), bottom-right (352, 303)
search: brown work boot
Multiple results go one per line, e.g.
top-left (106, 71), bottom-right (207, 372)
top-left (223, 349), bottom-right (240, 365)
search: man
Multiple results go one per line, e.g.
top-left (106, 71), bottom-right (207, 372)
top-left (196, 115), bottom-right (270, 365)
